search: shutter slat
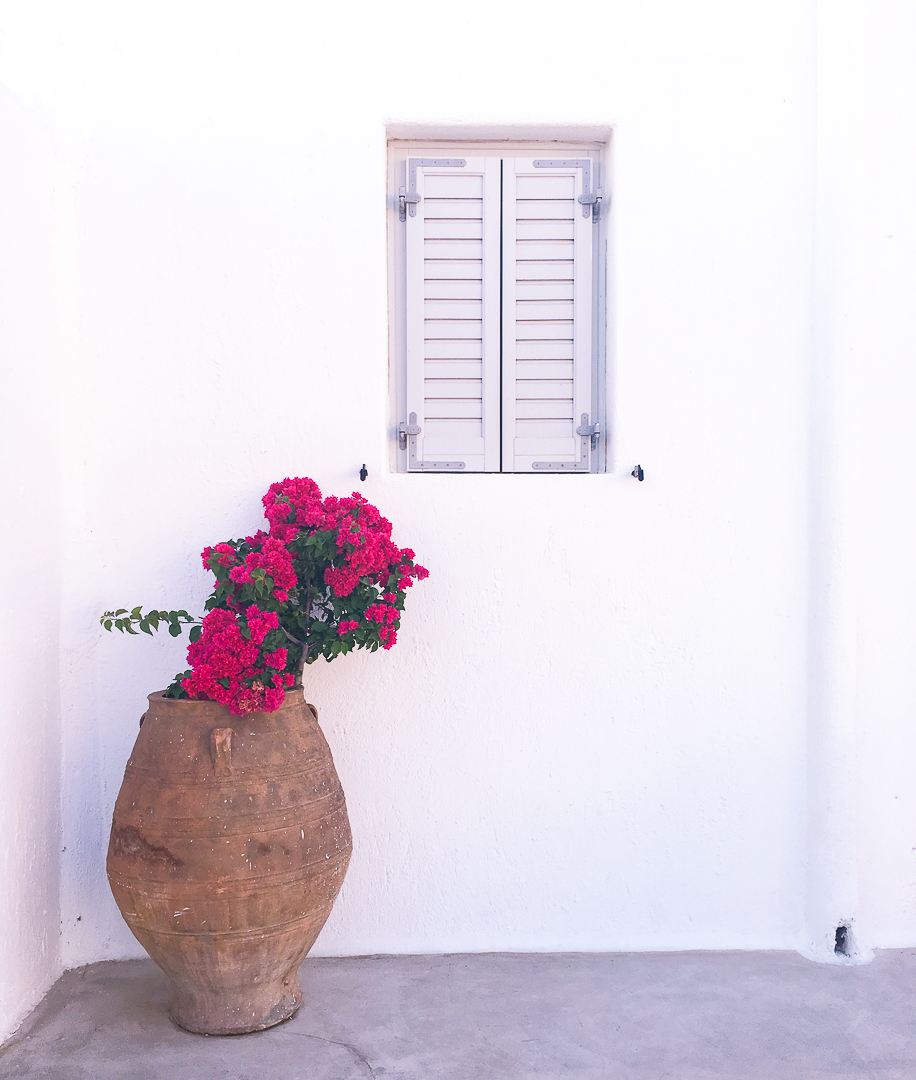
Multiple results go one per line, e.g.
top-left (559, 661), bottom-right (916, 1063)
top-left (425, 359), bottom-right (483, 378)
top-left (425, 339), bottom-right (483, 359)
top-left (516, 324), bottom-right (574, 341)
top-left (425, 280), bottom-right (483, 299)
top-left (426, 421), bottom-right (483, 438)
top-left (516, 379), bottom-right (574, 395)
top-left (424, 198), bottom-right (483, 217)
top-left (516, 199), bottom-right (577, 219)
top-left (425, 219), bottom-right (483, 240)
top-left (515, 425), bottom-right (575, 443)
top-left (425, 379), bottom-right (484, 398)
top-left (516, 175), bottom-right (575, 198)
top-left (516, 219), bottom-right (575, 241)
top-left (517, 281), bottom-right (575, 300)
top-left (424, 260), bottom-right (482, 279)
top-left (517, 240), bottom-right (575, 261)
top-left (517, 300), bottom-right (574, 320)
top-left (516, 400), bottom-right (573, 420)
top-left (426, 399), bottom-right (484, 419)
top-left (425, 260), bottom-right (483, 280)
top-left (425, 300), bottom-right (483, 319)
top-left (516, 262), bottom-right (574, 281)
top-left (516, 340), bottom-right (575, 360)
top-left (516, 360), bottom-right (574, 378)
top-left (424, 240), bottom-right (483, 259)
top-left (425, 319), bottom-right (483, 338)
top-left (423, 175), bottom-right (483, 198)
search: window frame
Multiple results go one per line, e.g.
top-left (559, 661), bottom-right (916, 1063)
top-left (388, 136), bottom-right (610, 474)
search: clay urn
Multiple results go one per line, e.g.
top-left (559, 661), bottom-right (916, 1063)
top-left (107, 687), bottom-right (352, 1034)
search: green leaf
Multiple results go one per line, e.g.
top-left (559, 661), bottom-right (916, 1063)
top-left (163, 671), bottom-right (191, 699)
top-left (189, 625), bottom-right (202, 644)
top-left (103, 620), bottom-right (112, 631)
top-left (168, 622), bottom-right (182, 637)
top-left (140, 620), bottom-right (153, 636)
top-left (114, 609), bottom-right (128, 616)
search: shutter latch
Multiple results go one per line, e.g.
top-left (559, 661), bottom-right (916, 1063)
top-left (576, 415), bottom-right (601, 451)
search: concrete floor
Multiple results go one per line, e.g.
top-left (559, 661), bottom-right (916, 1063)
top-left (3, 950), bottom-right (916, 1079)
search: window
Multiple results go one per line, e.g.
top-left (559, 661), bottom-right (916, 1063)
top-left (389, 141), bottom-right (608, 473)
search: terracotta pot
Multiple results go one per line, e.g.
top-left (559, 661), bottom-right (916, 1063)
top-left (106, 688), bottom-right (352, 1035)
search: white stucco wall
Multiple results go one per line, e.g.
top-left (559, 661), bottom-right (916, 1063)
top-left (1, 0), bottom-right (915, 1013)
top-left (0, 88), bottom-right (63, 1040)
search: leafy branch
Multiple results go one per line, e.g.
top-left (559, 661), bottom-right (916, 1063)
top-left (100, 607), bottom-right (202, 641)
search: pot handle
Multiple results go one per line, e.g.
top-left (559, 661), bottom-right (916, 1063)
top-left (210, 727), bottom-right (235, 777)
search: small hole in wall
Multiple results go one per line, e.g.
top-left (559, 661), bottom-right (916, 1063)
top-left (834, 925), bottom-right (849, 955)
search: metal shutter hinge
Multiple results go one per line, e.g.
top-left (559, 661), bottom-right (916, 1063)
top-left (398, 416), bottom-right (421, 449)
top-left (576, 415), bottom-right (601, 451)
top-left (398, 187), bottom-right (420, 222)
top-left (578, 188), bottom-right (603, 223)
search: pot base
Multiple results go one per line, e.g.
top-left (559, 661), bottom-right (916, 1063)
top-left (170, 977), bottom-right (302, 1036)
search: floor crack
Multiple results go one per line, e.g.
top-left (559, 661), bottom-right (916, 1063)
top-left (282, 1030), bottom-right (376, 1077)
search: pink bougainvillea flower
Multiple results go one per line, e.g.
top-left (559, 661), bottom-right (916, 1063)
top-left (139, 476), bottom-right (429, 713)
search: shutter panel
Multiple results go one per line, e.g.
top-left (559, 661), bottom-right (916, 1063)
top-left (501, 157), bottom-right (596, 472)
top-left (404, 157), bottom-right (501, 471)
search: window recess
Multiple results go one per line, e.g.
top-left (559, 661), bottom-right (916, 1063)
top-left (391, 144), bottom-right (606, 474)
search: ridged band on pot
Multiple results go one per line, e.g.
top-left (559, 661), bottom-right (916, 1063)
top-left (107, 687), bottom-right (352, 1035)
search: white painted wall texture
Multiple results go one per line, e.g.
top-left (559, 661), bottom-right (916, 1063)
top-left (808, 0), bottom-right (916, 960)
top-left (0, 87), bottom-right (64, 1040)
top-left (1, 0), bottom-right (915, 1042)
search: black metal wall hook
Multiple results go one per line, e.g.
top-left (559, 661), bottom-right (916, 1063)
top-left (359, 464), bottom-right (368, 482)
top-left (631, 464), bottom-right (644, 481)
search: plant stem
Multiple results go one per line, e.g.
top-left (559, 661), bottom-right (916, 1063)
top-left (290, 581), bottom-right (313, 687)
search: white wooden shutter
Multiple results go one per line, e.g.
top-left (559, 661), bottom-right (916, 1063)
top-left (501, 157), bottom-right (596, 472)
top-left (403, 156), bottom-right (501, 471)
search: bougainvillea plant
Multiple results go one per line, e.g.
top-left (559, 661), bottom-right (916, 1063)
top-left (101, 477), bottom-right (428, 716)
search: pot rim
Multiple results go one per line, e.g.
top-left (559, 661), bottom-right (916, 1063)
top-left (146, 685), bottom-right (307, 713)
